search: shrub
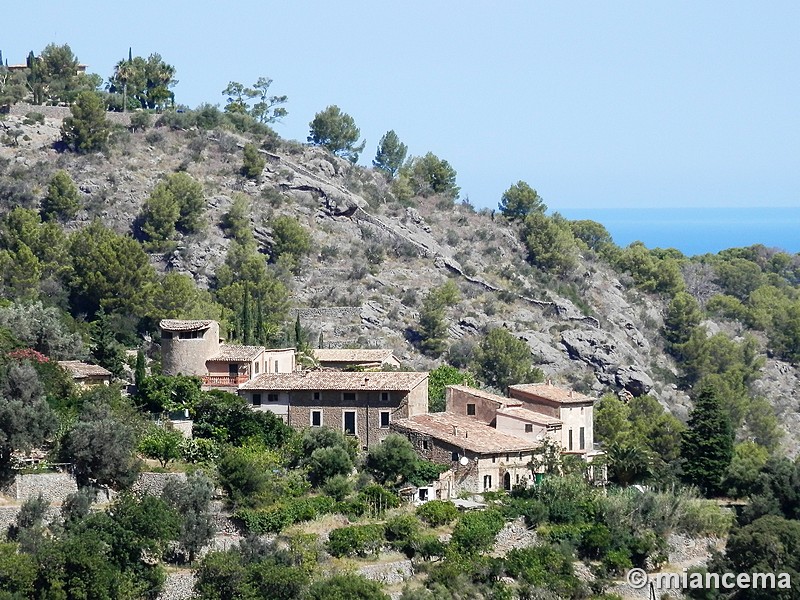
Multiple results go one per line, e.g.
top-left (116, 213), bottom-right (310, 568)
top-left (327, 524), bottom-right (385, 558)
top-left (416, 500), bottom-right (459, 527)
top-left (129, 112), bottom-right (152, 132)
top-left (41, 170), bottom-right (80, 222)
top-left (384, 515), bottom-right (421, 555)
top-left (241, 143), bottom-right (265, 180)
top-left (450, 509), bottom-right (505, 554)
top-left (602, 549), bottom-right (633, 575)
top-left (357, 484), bottom-right (399, 517)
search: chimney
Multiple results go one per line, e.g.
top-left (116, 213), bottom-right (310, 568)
top-left (363, 376), bottom-right (369, 387)
top-left (464, 431), bottom-right (468, 439)
top-left (568, 390), bottom-right (573, 397)
top-left (452, 425), bottom-right (458, 436)
top-left (547, 378), bottom-right (552, 385)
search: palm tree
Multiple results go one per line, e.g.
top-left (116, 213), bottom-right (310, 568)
top-left (607, 441), bottom-right (652, 487)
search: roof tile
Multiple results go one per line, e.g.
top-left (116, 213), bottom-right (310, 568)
top-left (391, 413), bottom-right (539, 454)
top-left (241, 371), bottom-right (427, 391)
top-left (159, 319), bottom-right (215, 332)
top-left (508, 382), bottom-right (594, 404)
top-left (208, 344), bottom-right (265, 362)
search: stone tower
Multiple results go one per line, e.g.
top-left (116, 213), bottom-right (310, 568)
top-left (160, 320), bottom-right (220, 377)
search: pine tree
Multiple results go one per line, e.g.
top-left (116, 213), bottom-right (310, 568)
top-left (41, 170), bottom-right (80, 222)
top-left (373, 130), bottom-right (408, 178)
top-left (681, 382), bottom-right (734, 496)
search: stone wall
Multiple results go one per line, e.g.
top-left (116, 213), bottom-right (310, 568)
top-left (162, 322), bottom-right (220, 377)
top-left (358, 559), bottom-right (413, 586)
top-left (157, 570), bottom-right (195, 600)
top-left (0, 505), bottom-right (60, 533)
top-left (132, 472), bottom-right (187, 497)
top-left (7, 102), bottom-right (134, 126)
top-left (289, 307), bottom-right (362, 320)
top-left (0, 472), bottom-right (77, 503)
top-left (289, 389), bottom-right (411, 449)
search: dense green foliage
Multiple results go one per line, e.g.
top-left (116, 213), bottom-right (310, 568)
top-left (41, 170), bottom-right (80, 222)
top-left (60, 91), bottom-right (111, 152)
top-left (108, 52), bottom-right (177, 110)
top-left (241, 142), bottom-right (265, 180)
top-left (395, 152), bottom-right (460, 201)
top-left (417, 281), bottom-right (460, 356)
top-left (373, 130), bottom-right (408, 177)
top-left (427, 364), bottom-right (476, 412)
top-left (308, 104), bottom-right (365, 162)
top-left (681, 383), bottom-right (735, 496)
top-left (499, 180), bottom-right (547, 219)
top-left (472, 327), bottom-right (543, 392)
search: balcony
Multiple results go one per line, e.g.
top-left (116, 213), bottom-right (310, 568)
top-left (201, 374), bottom-right (249, 387)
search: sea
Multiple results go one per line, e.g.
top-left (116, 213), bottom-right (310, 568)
top-left (557, 206), bottom-right (800, 257)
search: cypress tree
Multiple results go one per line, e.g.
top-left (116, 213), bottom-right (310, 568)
top-left (134, 349), bottom-right (146, 388)
top-left (318, 331), bottom-right (324, 349)
top-left (241, 284), bottom-right (252, 345)
top-left (255, 296), bottom-right (265, 345)
top-left (681, 382), bottom-right (734, 496)
top-left (90, 308), bottom-right (125, 378)
top-left (294, 315), bottom-right (304, 350)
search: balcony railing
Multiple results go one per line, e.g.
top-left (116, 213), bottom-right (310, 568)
top-left (201, 374), bottom-right (249, 387)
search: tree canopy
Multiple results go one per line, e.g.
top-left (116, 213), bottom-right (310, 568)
top-left (308, 105), bottom-right (365, 163)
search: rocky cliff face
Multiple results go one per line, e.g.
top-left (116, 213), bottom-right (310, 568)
top-left (1, 113), bottom-right (798, 453)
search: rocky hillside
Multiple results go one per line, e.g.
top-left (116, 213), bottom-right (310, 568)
top-left (2, 107), bottom-right (798, 454)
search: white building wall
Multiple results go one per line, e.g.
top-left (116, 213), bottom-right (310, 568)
top-left (558, 404), bottom-right (593, 453)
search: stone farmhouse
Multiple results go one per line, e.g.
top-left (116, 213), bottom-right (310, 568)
top-left (312, 348), bottom-right (401, 371)
top-left (391, 382), bottom-right (599, 498)
top-left (157, 318), bottom-right (600, 497)
top-left (508, 382), bottom-right (595, 456)
top-left (159, 319), bottom-right (295, 388)
top-left (57, 360), bottom-right (112, 387)
top-left (239, 371), bottom-right (428, 449)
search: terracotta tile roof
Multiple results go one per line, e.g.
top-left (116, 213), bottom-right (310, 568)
top-left (208, 344), bottom-right (265, 362)
top-left (391, 413), bottom-right (539, 454)
top-left (508, 383), bottom-right (594, 405)
top-left (447, 385), bottom-right (521, 407)
top-left (241, 371), bottom-right (427, 391)
top-left (159, 319), bottom-right (215, 332)
top-left (313, 349), bottom-right (397, 363)
top-left (496, 406), bottom-right (562, 426)
top-left (58, 361), bottom-right (112, 379)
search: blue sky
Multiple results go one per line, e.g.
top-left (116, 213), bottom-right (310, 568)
top-left (4, 1), bottom-right (799, 211)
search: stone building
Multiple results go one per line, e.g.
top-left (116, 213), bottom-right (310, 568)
top-left (239, 371), bottom-right (428, 449)
top-left (312, 348), bottom-right (401, 371)
top-left (508, 382), bottom-right (595, 456)
top-left (58, 361), bottom-right (112, 387)
top-left (159, 319), bottom-right (295, 388)
top-left (390, 412), bottom-right (538, 496)
top-left (160, 320), bottom-right (221, 378)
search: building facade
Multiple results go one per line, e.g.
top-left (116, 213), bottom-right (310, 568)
top-left (391, 413), bottom-right (538, 497)
top-left (312, 348), bottom-right (401, 371)
top-left (159, 320), bottom-right (295, 389)
top-left (239, 371), bottom-right (428, 449)
top-left (507, 382), bottom-right (595, 455)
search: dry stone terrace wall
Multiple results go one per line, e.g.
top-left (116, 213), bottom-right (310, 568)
top-left (0, 472), bottom-right (77, 503)
top-left (7, 102), bottom-right (134, 126)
